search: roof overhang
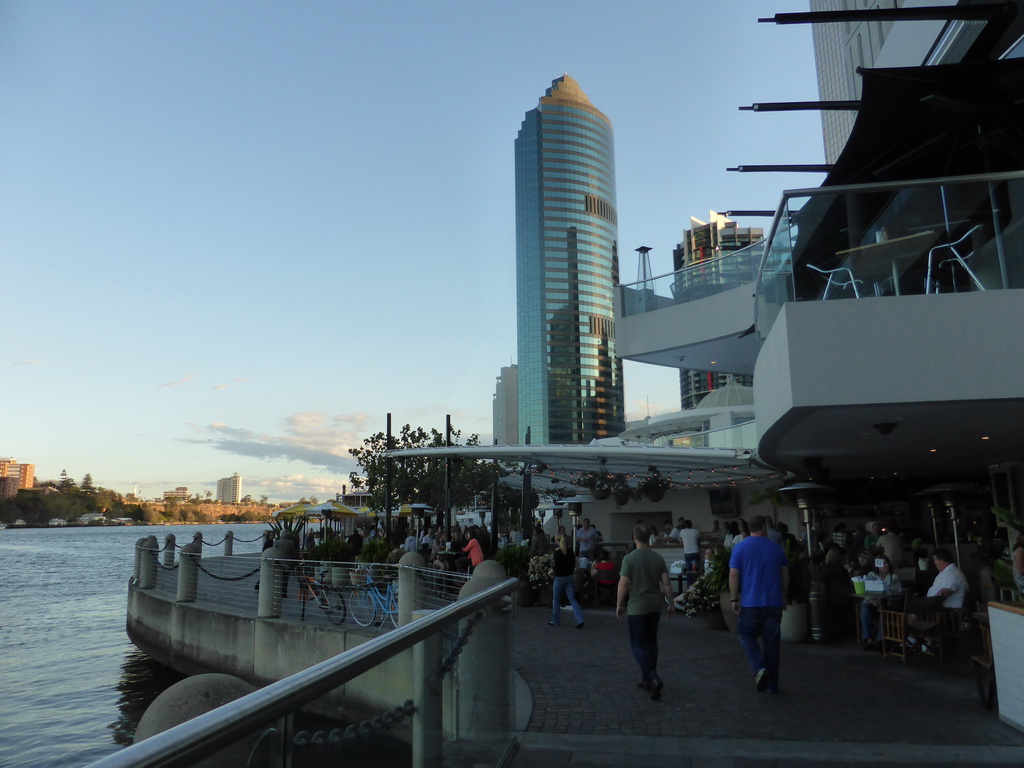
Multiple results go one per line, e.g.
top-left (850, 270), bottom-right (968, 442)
top-left (386, 444), bottom-right (782, 489)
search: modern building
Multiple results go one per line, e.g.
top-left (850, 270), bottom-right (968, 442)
top-left (515, 75), bottom-right (624, 445)
top-left (0, 477), bottom-right (20, 499)
top-left (492, 364), bottom-right (519, 445)
top-left (163, 486), bottom-right (190, 501)
top-left (0, 458), bottom-right (35, 490)
top-left (673, 212), bottom-right (761, 409)
top-left (215, 473), bottom-right (242, 504)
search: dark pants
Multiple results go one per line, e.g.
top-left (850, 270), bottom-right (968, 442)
top-left (738, 606), bottom-right (783, 693)
top-left (627, 611), bottom-right (662, 682)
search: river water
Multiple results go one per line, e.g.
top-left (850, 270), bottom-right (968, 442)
top-left (0, 524), bottom-right (268, 767)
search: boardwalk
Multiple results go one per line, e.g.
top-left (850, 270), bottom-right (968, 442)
top-left (508, 603), bottom-right (1024, 767)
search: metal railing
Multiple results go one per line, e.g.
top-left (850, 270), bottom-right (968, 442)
top-left (618, 240), bottom-right (764, 316)
top-left (88, 576), bottom-right (518, 768)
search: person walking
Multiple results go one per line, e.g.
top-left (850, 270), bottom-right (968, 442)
top-left (728, 514), bottom-right (788, 694)
top-left (548, 535), bottom-right (584, 628)
top-left (617, 524), bottom-right (676, 700)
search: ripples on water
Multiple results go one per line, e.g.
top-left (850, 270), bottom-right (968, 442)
top-left (0, 525), bottom-right (263, 767)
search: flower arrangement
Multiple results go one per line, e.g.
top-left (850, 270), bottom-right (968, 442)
top-left (527, 552), bottom-right (554, 586)
top-left (677, 572), bottom-right (721, 617)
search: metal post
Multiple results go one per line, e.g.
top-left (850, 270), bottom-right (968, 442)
top-left (445, 415), bottom-right (453, 535)
top-left (224, 530), bottom-right (234, 557)
top-left (412, 609), bottom-right (442, 768)
top-left (386, 413), bottom-right (393, 544)
top-left (257, 554), bottom-right (280, 619)
top-left (520, 427), bottom-right (533, 534)
top-left (139, 535), bottom-right (159, 590)
top-left (398, 553), bottom-right (425, 627)
top-left (177, 552), bottom-right (198, 603)
top-left (162, 534), bottom-right (176, 567)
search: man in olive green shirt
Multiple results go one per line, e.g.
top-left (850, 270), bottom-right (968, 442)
top-left (617, 524), bottom-right (676, 700)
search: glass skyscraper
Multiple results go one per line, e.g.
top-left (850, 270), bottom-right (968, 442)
top-left (515, 75), bottom-right (624, 445)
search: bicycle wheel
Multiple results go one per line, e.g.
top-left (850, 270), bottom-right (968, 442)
top-left (322, 587), bottom-right (347, 625)
top-left (383, 587), bottom-right (398, 628)
top-left (350, 588), bottom-right (377, 626)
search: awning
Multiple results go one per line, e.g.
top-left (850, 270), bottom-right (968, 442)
top-left (386, 444), bottom-right (780, 488)
top-left (824, 58), bottom-right (1024, 186)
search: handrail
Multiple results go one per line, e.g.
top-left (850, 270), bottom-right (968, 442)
top-left (87, 576), bottom-right (519, 768)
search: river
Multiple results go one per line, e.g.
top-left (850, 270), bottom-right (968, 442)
top-left (0, 523), bottom-right (268, 767)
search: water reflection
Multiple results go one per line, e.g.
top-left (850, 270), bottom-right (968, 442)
top-left (107, 648), bottom-right (183, 747)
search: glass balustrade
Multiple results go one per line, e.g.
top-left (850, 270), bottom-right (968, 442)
top-left (756, 170), bottom-right (1024, 338)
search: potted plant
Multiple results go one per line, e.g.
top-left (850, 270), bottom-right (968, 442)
top-left (307, 533), bottom-right (354, 586)
top-left (678, 570), bottom-right (727, 629)
top-left (611, 475), bottom-right (635, 506)
top-left (353, 537), bottom-right (392, 584)
top-left (495, 544), bottom-right (534, 606)
top-left (638, 470), bottom-right (672, 503)
top-left (782, 549), bottom-right (811, 642)
top-left (586, 472), bottom-right (613, 501)
top-left (528, 552), bottom-right (554, 605)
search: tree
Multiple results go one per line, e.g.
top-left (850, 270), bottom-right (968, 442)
top-left (241, 494), bottom-right (253, 504)
top-left (258, 495), bottom-right (269, 506)
top-left (205, 490), bottom-right (213, 501)
top-left (308, 496), bottom-right (319, 505)
top-left (58, 470), bottom-right (77, 492)
top-left (348, 422), bottom-right (506, 512)
top-left (80, 473), bottom-right (96, 494)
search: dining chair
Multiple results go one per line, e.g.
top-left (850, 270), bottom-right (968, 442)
top-left (592, 565), bottom-right (619, 607)
top-left (880, 594), bottom-right (910, 664)
top-left (807, 264), bottom-right (862, 299)
top-left (924, 224), bottom-right (985, 293)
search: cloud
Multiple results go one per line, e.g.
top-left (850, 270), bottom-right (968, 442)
top-left (13, 359), bottom-right (42, 366)
top-left (181, 411), bottom-right (375, 475)
top-left (211, 377), bottom-right (248, 391)
top-left (160, 373), bottom-right (196, 388)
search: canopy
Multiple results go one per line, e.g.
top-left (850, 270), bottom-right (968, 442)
top-left (305, 500), bottom-right (361, 517)
top-left (272, 503), bottom-right (317, 520)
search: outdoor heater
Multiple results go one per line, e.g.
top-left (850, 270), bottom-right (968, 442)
top-left (778, 482), bottom-right (832, 643)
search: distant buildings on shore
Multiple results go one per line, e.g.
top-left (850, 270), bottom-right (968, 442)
top-left (0, 458), bottom-right (35, 499)
top-left (216, 473), bottom-right (243, 504)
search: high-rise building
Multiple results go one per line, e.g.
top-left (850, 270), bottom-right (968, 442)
top-left (673, 213), bottom-right (761, 409)
top-left (215, 473), bottom-right (242, 504)
top-left (515, 75), bottom-right (624, 444)
top-left (492, 364), bottom-right (519, 445)
top-left (0, 458), bottom-right (35, 490)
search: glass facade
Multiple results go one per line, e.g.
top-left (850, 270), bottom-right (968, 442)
top-left (515, 76), bottom-right (624, 444)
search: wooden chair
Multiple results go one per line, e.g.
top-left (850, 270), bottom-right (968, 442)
top-left (880, 599), bottom-right (909, 664)
top-left (592, 564), bottom-right (619, 607)
top-left (907, 611), bottom-right (945, 662)
top-left (971, 623), bottom-right (996, 710)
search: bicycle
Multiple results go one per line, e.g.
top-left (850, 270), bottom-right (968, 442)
top-left (297, 570), bottom-right (347, 625)
top-left (349, 571), bottom-right (398, 628)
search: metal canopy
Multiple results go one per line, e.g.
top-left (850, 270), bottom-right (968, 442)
top-left (386, 444), bottom-right (781, 489)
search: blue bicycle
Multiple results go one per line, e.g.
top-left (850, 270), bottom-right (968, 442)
top-left (349, 572), bottom-right (398, 628)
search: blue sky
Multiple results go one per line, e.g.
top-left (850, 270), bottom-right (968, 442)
top-left (1, 1), bottom-right (825, 502)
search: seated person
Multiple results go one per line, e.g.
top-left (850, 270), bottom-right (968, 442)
top-left (924, 548), bottom-right (968, 609)
top-left (590, 549), bottom-right (616, 582)
top-left (860, 554), bottom-right (903, 650)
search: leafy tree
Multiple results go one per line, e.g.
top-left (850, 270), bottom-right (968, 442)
top-left (258, 495), bottom-right (269, 506)
top-left (309, 496), bottom-right (319, 505)
top-left (241, 494), bottom-right (253, 504)
top-left (80, 473), bottom-right (96, 494)
top-left (348, 422), bottom-right (506, 512)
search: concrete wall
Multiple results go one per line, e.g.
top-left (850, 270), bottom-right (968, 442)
top-left (127, 584), bottom-right (416, 729)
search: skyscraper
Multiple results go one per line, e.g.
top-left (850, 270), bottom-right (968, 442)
top-left (515, 75), bottom-right (624, 445)
top-left (215, 473), bottom-right (242, 504)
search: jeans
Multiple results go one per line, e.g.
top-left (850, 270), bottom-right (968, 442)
top-left (738, 606), bottom-right (782, 692)
top-left (627, 611), bottom-right (662, 682)
top-left (551, 575), bottom-right (584, 625)
top-left (683, 552), bottom-right (699, 573)
top-left (861, 600), bottom-right (882, 641)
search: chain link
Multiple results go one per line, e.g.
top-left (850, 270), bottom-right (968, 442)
top-left (195, 560), bottom-right (262, 581)
top-left (292, 700), bottom-right (415, 752)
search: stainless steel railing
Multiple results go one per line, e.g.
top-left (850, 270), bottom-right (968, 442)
top-left (87, 576), bottom-right (518, 768)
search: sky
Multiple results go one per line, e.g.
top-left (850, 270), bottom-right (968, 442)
top-left (1, 1), bottom-right (826, 503)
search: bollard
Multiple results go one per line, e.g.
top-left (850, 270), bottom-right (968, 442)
top-left (139, 536), bottom-right (159, 590)
top-left (258, 548), bottom-right (284, 618)
top-left (224, 530), bottom-right (234, 557)
top-left (412, 609), bottom-right (442, 768)
top-left (134, 537), bottom-right (147, 582)
top-left (398, 552), bottom-right (426, 627)
top-left (162, 534), bottom-right (176, 567)
top-left (455, 570), bottom-right (510, 741)
top-left (177, 552), bottom-right (198, 602)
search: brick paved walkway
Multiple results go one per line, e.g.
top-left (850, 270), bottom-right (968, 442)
top-left (507, 602), bottom-right (1024, 767)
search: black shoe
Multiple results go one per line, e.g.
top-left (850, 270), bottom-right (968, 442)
top-left (548, 621), bottom-right (558, 626)
top-left (649, 673), bottom-right (663, 700)
top-left (637, 680), bottom-right (650, 691)
top-left (862, 641), bottom-right (879, 652)
top-left (576, 622), bottom-right (584, 629)
top-left (755, 668), bottom-right (767, 692)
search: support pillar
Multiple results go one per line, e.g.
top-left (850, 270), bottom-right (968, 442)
top-left (412, 609), bottom-right (442, 768)
top-left (139, 535), bottom-right (159, 590)
top-left (399, 552), bottom-right (426, 627)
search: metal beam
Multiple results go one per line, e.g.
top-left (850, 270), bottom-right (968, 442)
top-left (759, 4), bottom-right (1014, 25)
top-left (726, 165), bottom-right (833, 173)
top-left (723, 210), bottom-right (776, 217)
top-left (739, 100), bottom-right (860, 112)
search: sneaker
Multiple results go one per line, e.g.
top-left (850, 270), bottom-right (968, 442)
top-left (649, 672), bottom-right (663, 701)
top-left (755, 668), bottom-right (767, 692)
top-left (637, 679), bottom-right (650, 691)
top-left (548, 621), bottom-right (558, 627)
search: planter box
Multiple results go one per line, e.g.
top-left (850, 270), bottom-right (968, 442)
top-left (989, 601), bottom-right (1024, 733)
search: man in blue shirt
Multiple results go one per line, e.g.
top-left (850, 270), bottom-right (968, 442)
top-left (728, 515), bottom-right (788, 694)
